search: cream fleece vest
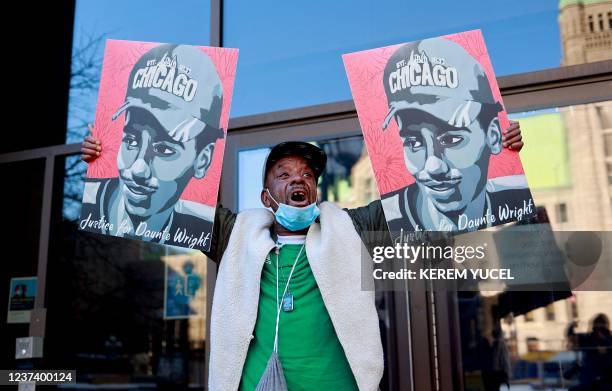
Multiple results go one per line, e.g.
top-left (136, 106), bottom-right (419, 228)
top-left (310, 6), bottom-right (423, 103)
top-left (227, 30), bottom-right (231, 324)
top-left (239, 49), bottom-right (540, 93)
top-left (208, 202), bottom-right (384, 391)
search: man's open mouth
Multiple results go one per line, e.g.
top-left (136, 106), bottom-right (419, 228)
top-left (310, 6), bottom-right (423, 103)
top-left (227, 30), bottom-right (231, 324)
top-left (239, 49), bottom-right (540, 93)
top-left (288, 189), bottom-right (309, 206)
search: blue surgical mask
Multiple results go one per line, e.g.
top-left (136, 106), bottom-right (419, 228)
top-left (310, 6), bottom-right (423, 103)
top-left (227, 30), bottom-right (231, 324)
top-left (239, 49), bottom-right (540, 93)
top-left (266, 189), bottom-right (320, 231)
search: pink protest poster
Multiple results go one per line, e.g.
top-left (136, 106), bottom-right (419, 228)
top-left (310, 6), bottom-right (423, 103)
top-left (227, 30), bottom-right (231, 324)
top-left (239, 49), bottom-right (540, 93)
top-left (343, 30), bottom-right (535, 239)
top-left (79, 40), bottom-right (238, 251)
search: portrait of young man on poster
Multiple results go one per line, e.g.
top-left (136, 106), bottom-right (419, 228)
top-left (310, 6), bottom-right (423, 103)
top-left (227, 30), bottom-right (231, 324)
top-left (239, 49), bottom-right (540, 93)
top-left (377, 38), bottom-right (534, 234)
top-left (80, 43), bottom-right (232, 250)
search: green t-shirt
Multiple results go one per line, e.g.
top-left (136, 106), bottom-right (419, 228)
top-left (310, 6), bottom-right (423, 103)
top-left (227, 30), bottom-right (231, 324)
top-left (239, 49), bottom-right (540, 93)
top-left (240, 243), bottom-right (359, 391)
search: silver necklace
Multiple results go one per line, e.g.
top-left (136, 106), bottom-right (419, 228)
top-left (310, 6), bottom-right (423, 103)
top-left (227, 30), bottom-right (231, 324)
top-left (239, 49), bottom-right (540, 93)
top-left (275, 243), bottom-right (304, 314)
top-left (272, 244), bottom-right (304, 353)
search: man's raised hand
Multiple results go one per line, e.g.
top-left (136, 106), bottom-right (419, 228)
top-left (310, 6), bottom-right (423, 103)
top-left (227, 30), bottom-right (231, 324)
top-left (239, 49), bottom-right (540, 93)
top-left (502, 120), bottom-right (524, 152)
top-left (81, 124), bottom-right (101, 163)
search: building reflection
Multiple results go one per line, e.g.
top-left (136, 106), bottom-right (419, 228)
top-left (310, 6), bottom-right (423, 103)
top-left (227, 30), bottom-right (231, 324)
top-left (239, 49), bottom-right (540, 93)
top-left (325, 2), bottom-right (612, 389)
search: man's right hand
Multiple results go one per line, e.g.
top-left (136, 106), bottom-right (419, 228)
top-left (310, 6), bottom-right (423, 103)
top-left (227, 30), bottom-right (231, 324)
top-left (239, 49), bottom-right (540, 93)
top-left (81, 124), bottom-right (101, 163)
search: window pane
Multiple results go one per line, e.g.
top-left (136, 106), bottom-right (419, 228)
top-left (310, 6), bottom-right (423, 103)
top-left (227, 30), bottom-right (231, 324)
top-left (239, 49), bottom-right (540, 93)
top-left (67, 0), bottom-right (211, 144)
top-left (605, 133), bottom-right (612, 157)
top-left (238, 148), bottom-right (270, 211)
top-left (512, 100), bottom-right (612, 230)
top-left (236, 135), bottom-right (378, 211)
top-left (225, 1), bottom-right (574, 117)
top-left (556, 203), bottom-right (569, 223)
top-left (460, 291), bottom-right (612, 391)
top-left (0, 159), bottom-right (46, 370)
top-left (458, 99), bottom-right (612, 391)
top-left (236, 136), bottom-right (395, 389)
top-left (319, 136), bottom-right (378, 208)
top-left (63, 155), bottom-right (87, 222)
top-left (47, 154), bottom-right (208, 389)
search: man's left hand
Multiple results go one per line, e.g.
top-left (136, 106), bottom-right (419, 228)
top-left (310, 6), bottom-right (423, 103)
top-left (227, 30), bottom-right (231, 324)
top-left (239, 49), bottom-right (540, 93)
top-left (502, 120), bottom-right (523, 152)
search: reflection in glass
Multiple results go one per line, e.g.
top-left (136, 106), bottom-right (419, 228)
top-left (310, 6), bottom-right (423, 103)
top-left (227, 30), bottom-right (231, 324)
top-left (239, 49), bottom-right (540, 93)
top-left (235, 136), bottom-right (394, 390)
top-left (237, 135), bottom-right (379, 211)
top-left (49, 155), bottom-right (208, 389)
top-left (512, 101), bottom-right (612, 231)
top-left (0, 159), bottom-right (45, 370)
top-left (63, 155), bottom-right (88, 222)
top-left (459, 291), bottom-right (612, 391)
top-left (225, 1), bottom-right (571, 117)
top-left (238, 148), bottom-right (270, 211)
top-left (560, 1), bottom-right (612, 66)
top-left (458, 100), bottom-right (612, 391)
top-left (319, 136), bottom-right (378, 208)
top-left (66, 0), bottom-right (211, 144)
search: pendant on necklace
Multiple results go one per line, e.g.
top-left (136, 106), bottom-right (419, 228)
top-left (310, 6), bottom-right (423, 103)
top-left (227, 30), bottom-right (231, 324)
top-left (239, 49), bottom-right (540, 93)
top-left (282, 292), bottom-right (294, 312)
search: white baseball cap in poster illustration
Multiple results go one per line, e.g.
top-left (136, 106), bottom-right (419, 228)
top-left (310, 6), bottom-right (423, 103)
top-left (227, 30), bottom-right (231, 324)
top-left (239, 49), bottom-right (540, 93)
top-left (382, 38), bottom-right (502, 131)
top-left (113, 44), bottom-right (225, 143)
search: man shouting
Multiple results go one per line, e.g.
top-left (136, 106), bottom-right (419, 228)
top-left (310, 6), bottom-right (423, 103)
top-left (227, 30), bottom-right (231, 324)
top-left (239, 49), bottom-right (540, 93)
top-left (81, 132), bottom-right (523, 390)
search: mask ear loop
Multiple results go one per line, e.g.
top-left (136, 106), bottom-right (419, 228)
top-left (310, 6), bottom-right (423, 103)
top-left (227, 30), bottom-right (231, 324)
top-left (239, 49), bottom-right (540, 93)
top-left (266, 188), bottom-right (280, 208)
